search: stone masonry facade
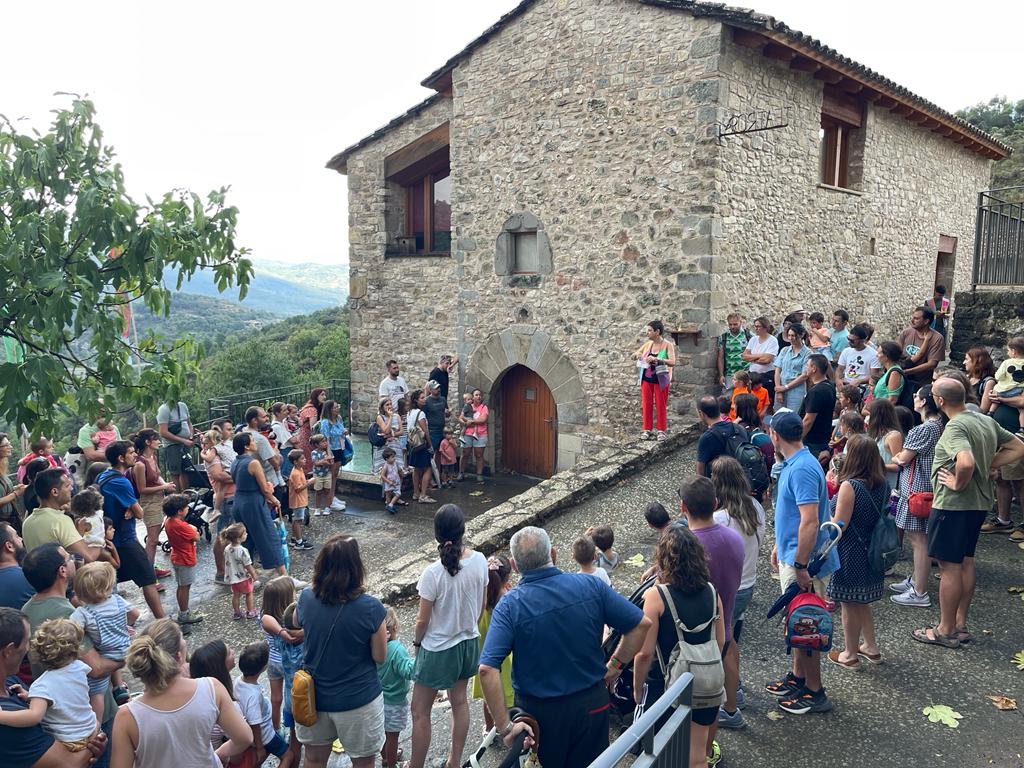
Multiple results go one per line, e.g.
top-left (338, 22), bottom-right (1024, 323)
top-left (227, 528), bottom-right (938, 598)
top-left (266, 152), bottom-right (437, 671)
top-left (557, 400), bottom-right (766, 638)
top-left (339, 0), bottom-right (996, 474)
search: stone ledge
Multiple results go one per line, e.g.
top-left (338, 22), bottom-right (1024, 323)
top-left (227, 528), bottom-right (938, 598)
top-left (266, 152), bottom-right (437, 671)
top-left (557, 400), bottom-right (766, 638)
top-left (369, 422), bottom-right (701, 604)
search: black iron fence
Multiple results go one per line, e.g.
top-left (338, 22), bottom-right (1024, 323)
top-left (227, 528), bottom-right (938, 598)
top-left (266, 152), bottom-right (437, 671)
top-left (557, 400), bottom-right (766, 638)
top-left (206, 379), bottom-right (351, 427)
top-left (587, 674), bottom-right (694, 768)
top-left (973, 185), bottom-right (1024, 287)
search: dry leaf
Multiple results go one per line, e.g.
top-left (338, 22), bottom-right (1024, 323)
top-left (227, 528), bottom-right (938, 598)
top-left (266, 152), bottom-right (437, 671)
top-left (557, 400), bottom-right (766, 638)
top-left (987, 695), bottom-right (1018, 711)
top-left (766, 710), bottom-right (784, 721)
top-left (923, 704), bottom-right (962, 727)
top-left (1013, 651), bottom-right (1024, 671)
top-left (982, 629), bottom-right (994, 636)
top-left (1019, 542), bottom-right (1024, 551)
top-left (468, 491), bottom-right (484, 497)
top-left (1008, 586), bottom-right (1024, 594)
top-left (624, 554), bottom-right (646, 567)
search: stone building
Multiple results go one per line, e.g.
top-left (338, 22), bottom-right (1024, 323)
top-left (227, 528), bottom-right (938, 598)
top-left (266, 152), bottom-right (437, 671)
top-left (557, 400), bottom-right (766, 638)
top-left (329, 0), bottom-right (1009, 477)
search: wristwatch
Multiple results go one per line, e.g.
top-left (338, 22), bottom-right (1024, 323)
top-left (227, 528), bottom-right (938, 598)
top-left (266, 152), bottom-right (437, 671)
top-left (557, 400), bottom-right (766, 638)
top-left (793, 561), bottom-right (809, 570)
top-left (500, 721), bottom-right (514, 737)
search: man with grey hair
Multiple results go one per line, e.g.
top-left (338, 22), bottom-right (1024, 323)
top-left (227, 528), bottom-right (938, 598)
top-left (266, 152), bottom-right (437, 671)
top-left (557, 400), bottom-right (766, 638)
top-left (479, 526), bottom-right (650, 768)
top-left (912, 378), bottom-right (1024, 649)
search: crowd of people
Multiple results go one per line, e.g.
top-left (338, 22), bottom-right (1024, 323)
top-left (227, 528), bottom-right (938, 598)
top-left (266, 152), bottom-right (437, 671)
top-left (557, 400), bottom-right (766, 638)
top-left (2, 290), bottom-right (1024, 768)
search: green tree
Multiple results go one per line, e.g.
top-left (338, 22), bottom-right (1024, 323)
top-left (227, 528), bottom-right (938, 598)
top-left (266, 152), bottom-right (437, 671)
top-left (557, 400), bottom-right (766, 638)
top-left (957, 96), bottom-right (1024, 198)
top-left (195, 338), bottom-right (299, 418)
top-left (0, 98), bottom-right (252, 433)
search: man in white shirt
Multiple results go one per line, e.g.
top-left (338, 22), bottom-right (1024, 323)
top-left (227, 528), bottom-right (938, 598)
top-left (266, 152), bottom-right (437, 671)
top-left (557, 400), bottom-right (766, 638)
top-left (157, 400), bottom-right (194, 490)
top-left (379, 360), bottom-right (409, 409)
top-left (835, 324), bottom-right (880, 387)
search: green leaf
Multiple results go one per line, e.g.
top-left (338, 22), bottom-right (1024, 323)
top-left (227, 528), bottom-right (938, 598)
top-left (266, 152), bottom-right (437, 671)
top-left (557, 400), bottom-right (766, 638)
top-left (922, 705), bottom-right (963, 728)
top-left (1012, 651), bottom-right (1024, 671)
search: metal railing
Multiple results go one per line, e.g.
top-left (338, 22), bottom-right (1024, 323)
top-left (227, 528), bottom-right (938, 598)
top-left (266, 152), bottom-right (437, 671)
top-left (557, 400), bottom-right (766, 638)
top-left (973, 185), bottom-right (1024, 287)
top-left (588, 673), bottom-right (694, 768)
top-left (206, 379), bottom-right (351, 427)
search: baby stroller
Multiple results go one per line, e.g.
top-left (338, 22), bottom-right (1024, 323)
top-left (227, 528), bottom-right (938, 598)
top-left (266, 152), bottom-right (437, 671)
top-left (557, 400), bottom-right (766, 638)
top-left (463, 707), bottom-right (540, 768)
top-left (153, 453), bottom-right (214, 553)
top-left (603, 574), bottom-right (657, 721)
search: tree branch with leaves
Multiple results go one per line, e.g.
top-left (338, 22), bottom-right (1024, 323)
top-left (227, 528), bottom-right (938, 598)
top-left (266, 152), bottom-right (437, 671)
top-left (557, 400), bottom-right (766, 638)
top-left (0, 98), bottom-right (252, 434)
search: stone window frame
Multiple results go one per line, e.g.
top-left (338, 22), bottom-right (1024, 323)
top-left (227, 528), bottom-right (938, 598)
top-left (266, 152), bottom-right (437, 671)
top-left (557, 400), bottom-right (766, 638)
top-left (495, 213), bottom-right (553, 282)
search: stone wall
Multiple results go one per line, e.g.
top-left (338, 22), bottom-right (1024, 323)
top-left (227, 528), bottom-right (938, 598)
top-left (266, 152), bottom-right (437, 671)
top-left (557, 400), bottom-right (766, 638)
top-left (344, 98), bottom-right (455, 426)
top-left (950, 289), bottom-right (1024, 364)
top-left (449, 0), bottom-right (724, 457)
top-left (712, 42), bottom-right (992, 342)
top-left (343, 0), bottom-right (994, 466)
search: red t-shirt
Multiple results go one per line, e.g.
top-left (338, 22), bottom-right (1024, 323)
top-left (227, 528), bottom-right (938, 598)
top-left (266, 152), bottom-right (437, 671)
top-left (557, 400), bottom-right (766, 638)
top-left (164, 516), bottom-right (198, 566)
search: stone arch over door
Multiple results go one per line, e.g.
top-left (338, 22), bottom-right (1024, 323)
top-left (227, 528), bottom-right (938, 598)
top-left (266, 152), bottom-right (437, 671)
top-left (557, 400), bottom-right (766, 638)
top-left (466, 326), bottom-right (588, 472)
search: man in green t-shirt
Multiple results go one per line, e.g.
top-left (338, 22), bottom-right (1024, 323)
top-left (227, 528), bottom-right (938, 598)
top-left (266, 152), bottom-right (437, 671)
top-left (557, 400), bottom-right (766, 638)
top-left (717, 312), bottom-right (750, 390)
top-left (21, 542), bottom-right (119, 763)
top-left (912, 379), bottom-right (1024, 650)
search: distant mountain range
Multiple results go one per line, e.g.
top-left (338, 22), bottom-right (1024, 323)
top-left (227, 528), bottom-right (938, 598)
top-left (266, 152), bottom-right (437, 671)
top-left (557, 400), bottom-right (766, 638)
top-left (163, 259), bottom-right (347, 317)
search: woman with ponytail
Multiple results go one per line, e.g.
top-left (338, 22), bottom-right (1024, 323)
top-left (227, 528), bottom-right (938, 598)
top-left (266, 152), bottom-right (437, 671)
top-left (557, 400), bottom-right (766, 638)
top-left (409, 505), bottom-right (488, 768)
top-left (110, 619), bottom-right (251, 768)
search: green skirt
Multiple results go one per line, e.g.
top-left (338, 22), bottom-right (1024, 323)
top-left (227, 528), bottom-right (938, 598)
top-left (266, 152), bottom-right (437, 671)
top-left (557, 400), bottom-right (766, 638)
top-left (413, 636), bottom-right (480, 691)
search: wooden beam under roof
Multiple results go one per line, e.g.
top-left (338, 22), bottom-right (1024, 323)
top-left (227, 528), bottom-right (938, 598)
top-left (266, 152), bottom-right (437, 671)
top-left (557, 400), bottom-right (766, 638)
top-left (874, 95), bottom-right (897, 109)
top-left (732, 28), bottom-right (768, 48)
top-left (813, 68), bottom-right (844, 84)
top-left (909, 112), bottom-right (931, 124)
top-left (789, 56), bottom-right (820, 73)
top-left (763, 43), bottom-right (796, 61)
top-left (891, 104), bottom-right (915, 116)
top-left (839, 80), bottom-right (864, 94)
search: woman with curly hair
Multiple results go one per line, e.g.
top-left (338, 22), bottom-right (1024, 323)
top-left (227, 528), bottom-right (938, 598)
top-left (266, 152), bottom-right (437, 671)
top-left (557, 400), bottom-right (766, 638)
top-left (112, 619), bottom-right (250, 768)
top-left (409, 505), bottom-right (488, 768)
top-left (632, 524), bottom-right (725, 768)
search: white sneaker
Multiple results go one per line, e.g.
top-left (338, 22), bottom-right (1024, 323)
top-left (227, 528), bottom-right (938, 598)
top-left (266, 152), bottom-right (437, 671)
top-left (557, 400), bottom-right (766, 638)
top-left (888, 576), bottom-right (913, 594)
top-left (330, 498), bottom-right (346, 511)
top-left (891, 589), bottom-right (931, 607)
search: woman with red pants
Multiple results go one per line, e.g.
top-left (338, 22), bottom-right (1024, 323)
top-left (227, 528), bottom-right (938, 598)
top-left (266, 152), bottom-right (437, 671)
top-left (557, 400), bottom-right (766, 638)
top-left (634, 320), bottom-right (676, 440)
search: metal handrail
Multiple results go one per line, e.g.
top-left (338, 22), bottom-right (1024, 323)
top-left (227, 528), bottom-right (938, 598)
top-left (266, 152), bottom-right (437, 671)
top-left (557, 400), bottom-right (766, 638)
top-left (587, 673), bottom-right (694, 768)
top-left (973, 184), bottom-right (1024, 288)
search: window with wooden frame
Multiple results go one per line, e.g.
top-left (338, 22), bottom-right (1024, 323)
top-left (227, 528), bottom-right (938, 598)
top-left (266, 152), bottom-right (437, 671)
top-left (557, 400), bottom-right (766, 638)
top-left (819, 87), bottom-right (864, 190)
top-left (384, 123), bottom-right (451, 256)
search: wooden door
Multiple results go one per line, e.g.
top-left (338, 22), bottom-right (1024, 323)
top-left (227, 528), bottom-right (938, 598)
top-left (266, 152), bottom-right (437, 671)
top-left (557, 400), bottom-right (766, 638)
top-left (501, 365), bottom-right (556, 478)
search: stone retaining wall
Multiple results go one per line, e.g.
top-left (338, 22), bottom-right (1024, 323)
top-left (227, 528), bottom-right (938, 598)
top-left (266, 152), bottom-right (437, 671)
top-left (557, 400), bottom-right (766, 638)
top-left (368, 422), bottom-right (700, 603)
top-left (950, 289), bottom-right (1024, 364)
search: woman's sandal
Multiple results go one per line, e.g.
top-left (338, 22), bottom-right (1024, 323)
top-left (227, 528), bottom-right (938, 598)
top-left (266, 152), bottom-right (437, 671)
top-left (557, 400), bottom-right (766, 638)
top-left (911, 626), bottom-right (959, 648)
top-left (396, 499), bottom-right (409, 506)
top-left (857, 645), bottom-right (883, 664)
top-left (953, 626), bottom-right (972, 643)
top-left (827, 649), bottom-right (861, 670)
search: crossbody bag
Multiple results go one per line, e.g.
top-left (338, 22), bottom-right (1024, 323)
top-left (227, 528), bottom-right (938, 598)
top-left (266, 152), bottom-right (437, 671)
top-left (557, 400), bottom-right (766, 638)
top-left (291, 602), bottom-right (344, 726)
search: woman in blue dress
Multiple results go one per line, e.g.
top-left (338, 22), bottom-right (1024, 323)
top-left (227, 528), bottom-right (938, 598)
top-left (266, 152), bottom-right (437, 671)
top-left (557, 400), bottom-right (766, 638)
top-left (230, 432), bottom-right (285, 574)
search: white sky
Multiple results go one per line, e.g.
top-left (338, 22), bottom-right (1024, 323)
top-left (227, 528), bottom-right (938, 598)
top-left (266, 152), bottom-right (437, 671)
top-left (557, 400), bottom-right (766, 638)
top-left (3, 1), bottom-right (1020, 266)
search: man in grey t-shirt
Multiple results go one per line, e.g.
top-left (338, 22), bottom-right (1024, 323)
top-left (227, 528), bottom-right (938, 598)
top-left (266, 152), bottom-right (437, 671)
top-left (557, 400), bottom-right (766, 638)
top-left (157, 400), bottom-right (193, 490)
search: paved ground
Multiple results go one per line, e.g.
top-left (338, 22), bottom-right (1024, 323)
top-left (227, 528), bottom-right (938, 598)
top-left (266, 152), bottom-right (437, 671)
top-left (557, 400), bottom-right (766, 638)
top-left (121, 441), bottom-right (1024, 768)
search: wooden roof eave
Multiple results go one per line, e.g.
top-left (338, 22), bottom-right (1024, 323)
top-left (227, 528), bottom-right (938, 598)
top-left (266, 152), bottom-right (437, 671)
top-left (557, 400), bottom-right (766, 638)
top-left (731, 25), bottom-right (1008, 159)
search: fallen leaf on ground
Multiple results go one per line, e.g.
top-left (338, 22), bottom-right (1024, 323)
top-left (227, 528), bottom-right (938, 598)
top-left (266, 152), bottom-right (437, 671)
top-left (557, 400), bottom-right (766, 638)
top-left (923, 705), bottom-right (963, 727)
top-left (1019, 542), bottom-right (1024, 551)
top-left (1008, 585), bottom-right (1024, 594)
top-left (624, 554), bottom-right (646, 567)
top-left (982, 629), bottom-right (993, 636)
top-left (987, 695), bottom-right (1018, 711)
top-left (1014, 651), bottom-right (1024, 671)
top-left (765, 711), bottom-right (784, 721)
top-left (468, 491), bottom-right (484, 497)
top-left (481, 498), bottom-right (492, 503)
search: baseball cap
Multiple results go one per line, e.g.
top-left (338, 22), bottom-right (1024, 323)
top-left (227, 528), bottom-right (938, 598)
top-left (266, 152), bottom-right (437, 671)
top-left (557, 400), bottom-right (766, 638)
top-left (771, 412), bottom-right (804, 441)
top-left (426, 380), bottom-right (440, 391)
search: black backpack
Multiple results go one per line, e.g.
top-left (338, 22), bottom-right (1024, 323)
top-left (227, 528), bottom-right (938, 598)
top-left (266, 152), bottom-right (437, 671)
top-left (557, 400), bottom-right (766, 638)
top-left (367, 422), bottom-right (387, 448)
top-left (714, 424), bottom-right (771, 496)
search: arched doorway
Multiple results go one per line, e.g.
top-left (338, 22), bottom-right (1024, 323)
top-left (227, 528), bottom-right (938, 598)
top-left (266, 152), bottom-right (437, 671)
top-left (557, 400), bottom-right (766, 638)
top-left (501, 364), bottom-right (556, 478)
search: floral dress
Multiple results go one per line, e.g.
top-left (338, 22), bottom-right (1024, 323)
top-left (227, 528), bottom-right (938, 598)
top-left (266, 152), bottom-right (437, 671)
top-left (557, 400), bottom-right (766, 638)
top-left (894, 419), bottom-right (941, 534)
top-left (827, 478), bottom-right (888, 604)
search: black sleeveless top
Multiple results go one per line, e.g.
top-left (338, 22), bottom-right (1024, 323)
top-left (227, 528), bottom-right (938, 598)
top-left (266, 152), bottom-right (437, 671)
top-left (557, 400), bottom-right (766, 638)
top-left (648, 582), bottom-right (715, 684)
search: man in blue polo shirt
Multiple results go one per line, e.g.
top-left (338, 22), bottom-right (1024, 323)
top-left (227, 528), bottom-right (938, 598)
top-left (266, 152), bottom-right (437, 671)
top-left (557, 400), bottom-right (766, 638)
top-left (478, 526), bottom-right (650, 768)
top-left (765, 412), bottom-right (838, 716)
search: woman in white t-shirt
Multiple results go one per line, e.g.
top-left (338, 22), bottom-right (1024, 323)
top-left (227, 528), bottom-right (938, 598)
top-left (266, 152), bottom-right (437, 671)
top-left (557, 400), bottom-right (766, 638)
top-left (710, 456), bottom-right (765, 725)
top-left (409, 504), bottom-right (488, 768)
top-left (742, 317), bottom-right (780, 403)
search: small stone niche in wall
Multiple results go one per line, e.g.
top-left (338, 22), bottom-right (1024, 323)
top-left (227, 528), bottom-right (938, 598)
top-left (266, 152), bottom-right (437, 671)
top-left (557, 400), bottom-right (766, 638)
top-left (495, 213), bottom-right (552, 287)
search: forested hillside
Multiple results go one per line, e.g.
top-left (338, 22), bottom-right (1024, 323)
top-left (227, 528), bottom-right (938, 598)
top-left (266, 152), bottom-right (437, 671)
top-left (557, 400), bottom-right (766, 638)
top-left (957, 96), bottom-right (1024, 198)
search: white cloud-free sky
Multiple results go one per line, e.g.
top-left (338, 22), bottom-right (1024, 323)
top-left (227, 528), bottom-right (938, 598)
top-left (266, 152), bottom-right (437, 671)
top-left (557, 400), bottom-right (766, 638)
top-left (4, 1), bottom-right (1020, 266)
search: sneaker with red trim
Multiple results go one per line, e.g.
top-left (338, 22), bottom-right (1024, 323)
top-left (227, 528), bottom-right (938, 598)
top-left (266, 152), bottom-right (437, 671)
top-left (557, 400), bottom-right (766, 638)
top-left (154, 567), bottom-right (172, 578)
